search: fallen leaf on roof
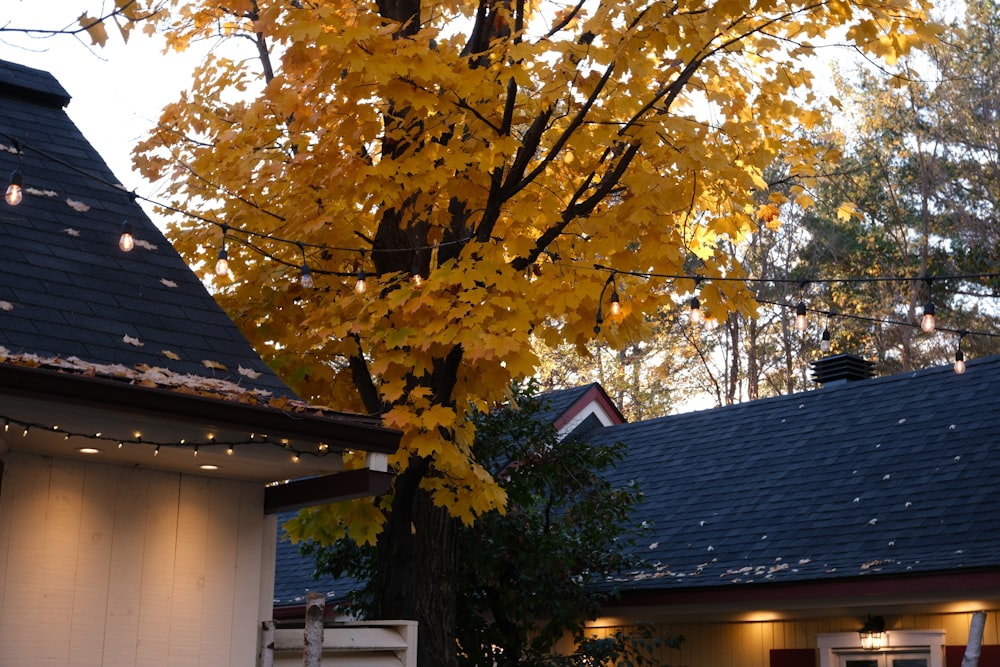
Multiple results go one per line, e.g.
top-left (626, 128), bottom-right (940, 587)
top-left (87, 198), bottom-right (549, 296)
top-left (238, 365), bottom-right (262, 379)
top-left (123, 334), bottom-right (145, 347)
top-left (134, 239), bottom-right (158, 251)
top-left (66, 198), bottom-right (91, 212)
top-left (0, 301), bottom-right (13, 312)
top-left (25, 187), bottom-right (58, 197)
top-left (162, 349), bottom-right (181, 360)
top-left (64, 228), bottom-right (81, 237)
top-left (203, 359), bottom-right (228, 371)
top-left (160, 278), bottom-right (178, 288)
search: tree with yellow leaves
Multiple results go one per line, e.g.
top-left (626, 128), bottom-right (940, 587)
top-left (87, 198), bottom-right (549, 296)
top-left (124, 0), bottom-right (938, 662)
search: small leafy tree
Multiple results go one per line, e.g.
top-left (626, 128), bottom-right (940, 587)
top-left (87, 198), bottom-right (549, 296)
top-left (301, 382), bottom-right (665, 666)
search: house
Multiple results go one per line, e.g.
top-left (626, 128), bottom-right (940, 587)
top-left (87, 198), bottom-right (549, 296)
top-left (0, 59), bottom-right (402, 666)
top-left (276, 355), bottom-right (1000, 667)
top-left (563, 354), bottom-right (1000, 667)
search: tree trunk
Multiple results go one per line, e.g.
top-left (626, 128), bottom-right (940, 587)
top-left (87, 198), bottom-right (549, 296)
top-left (372, 457), bottom-right (460, 667)
top-left (961, 611), bottom-right (987, 667)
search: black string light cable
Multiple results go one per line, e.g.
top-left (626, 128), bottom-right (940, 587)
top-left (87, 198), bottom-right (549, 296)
top-left (0, 414), bottom-right (339, 461)
top-left (4, 132), bottom-right (1000, 361)
top-left (0, 132), bottom-right (471, 276)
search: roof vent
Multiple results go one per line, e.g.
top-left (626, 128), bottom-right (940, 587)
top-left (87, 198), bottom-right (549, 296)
top-left (810, 354), bottom-right (875, 386)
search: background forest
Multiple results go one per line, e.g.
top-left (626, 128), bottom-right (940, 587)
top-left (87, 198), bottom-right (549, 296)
top-left (535, 0), bottom-right (1000, 418)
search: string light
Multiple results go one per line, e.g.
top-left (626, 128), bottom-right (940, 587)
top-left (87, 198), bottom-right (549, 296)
top-left (920, 277), bottom-right (936, 333)
top-left (6, 134), bottom-right (1000, 368)
top-left (410, 256), bottom-right (424, 286)
top-left (795, 300), bottom-right (808, 331)
top-left (820, 325), bottom-right (831, 352)
top-left (215, 225), bottom-right (230, 277)
top-left (298, 243), bottom-right (314, 289)
top-left (118, 220), bottom-right (134, 253)
top-left (5, 164), bottom-right (22, 206)
top-left (355, 250), bottom-right (368, 294)
top-left (0, 414), bottom-right (337, 463)
top-left (954, 331), bottom-right (968, 374)
top-left (609, 285), bottom-right (621, 317)
top-left (921, 299), bottom-right (936, 334)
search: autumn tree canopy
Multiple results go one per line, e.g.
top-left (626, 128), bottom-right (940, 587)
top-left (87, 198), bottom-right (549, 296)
top-left (115, 0), bottom-right (938, 662)
top-left (135, 0), bottom-right (934, 509)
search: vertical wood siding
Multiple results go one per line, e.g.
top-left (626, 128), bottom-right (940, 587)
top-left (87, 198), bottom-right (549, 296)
top-left (0, 452), bottom-right (267, 666)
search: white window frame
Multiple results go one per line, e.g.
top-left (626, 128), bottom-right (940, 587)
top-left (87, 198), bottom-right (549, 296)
top-left (817, 630), bottom-right (945, 667)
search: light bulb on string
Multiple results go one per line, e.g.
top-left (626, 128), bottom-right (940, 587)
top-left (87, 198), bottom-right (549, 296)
top-left (921, 299), bottom-right (936, 333)
top-left (5, 165), bottom-right (22, 206)
top-left (410, 256), bottom-right (423, 287)
top-left (689, 295), bottom-right (703, 325)
top-left (215, 225), bottom-right (230, 276)
top-left (118, 220), bottom-right (134, 252)
top-left (820, 326), bottom-right (831, 352)
top-left (954, 331), bottom-right (968, 374)
top-left (795, 300), bottom-right (808, 332)
top-left (609, 287), bottom-right (621, 317)
top-left (298, 243), bottom-right (314, 289)
top-left (355, 250), bottom-right (368, 294)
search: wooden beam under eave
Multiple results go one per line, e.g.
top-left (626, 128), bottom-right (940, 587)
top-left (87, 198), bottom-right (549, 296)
top-left (264, 468), bottom-right (394, 514)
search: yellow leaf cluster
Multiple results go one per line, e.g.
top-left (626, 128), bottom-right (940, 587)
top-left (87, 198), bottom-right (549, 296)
top-left (133, 0), bottom-right (938, 540)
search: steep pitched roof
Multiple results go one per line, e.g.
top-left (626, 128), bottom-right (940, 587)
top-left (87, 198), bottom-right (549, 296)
top-left (594, 356), bottom-right (1000, 591)
top-left (0, 59), bottom-right (290, 397)
top-left (0, 59), bottom-right (399, 483)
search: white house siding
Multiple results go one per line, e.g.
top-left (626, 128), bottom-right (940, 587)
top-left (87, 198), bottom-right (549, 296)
top-left (0, 451), bottom-right (268, 666)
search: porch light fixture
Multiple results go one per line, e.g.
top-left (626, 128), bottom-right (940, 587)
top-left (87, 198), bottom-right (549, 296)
top-left (859, 615), bottom-right (885, 651)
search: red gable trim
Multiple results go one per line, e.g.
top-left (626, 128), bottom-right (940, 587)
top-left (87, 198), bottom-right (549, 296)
top-left (552, 384), bottom-right (626, 431)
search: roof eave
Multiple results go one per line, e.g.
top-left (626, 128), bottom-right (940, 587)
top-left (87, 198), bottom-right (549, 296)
top-left (0, 362), bottom-right (400, 454)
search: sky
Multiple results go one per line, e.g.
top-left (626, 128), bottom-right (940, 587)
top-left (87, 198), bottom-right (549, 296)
top-left (0, 2), bottom-right (206, 210)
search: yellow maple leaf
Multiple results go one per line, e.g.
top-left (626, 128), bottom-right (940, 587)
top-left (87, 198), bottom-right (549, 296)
top-left (78, 13), bottom-right (109, 47)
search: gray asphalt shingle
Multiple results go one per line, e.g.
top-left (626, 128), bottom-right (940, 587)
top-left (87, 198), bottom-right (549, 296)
top-left (0, 59), bottom-right (292, 398)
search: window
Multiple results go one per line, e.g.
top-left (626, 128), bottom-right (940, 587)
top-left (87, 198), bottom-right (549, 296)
top-left (818, 630), bottom-right (945, 667)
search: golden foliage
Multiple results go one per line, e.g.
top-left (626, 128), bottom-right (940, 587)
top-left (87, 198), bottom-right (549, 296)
top-left (133, 0), bottom-right (937, 536)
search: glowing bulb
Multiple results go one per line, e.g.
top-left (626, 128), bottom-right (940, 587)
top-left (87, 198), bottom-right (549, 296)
top-left (795, 301), bottom-right (808, 331)
top-left (820, 328), bottom-right (831, 352)
top-left (118, 221), bottom-right (134, 252)
top-left (954, 349), bottom-right (966, 374)
top-left (412, 272), bottom-right (423, 287)
top-left (226, 445), bottom-right (234, 456)
top-left (300, 262), bottom-right (314, 289)
top-left (921, 300), bottom-right (936, 333)
top-left (355, 268), bottom-right (367, 294)
top-left (215, 248), bottom-right (229, 276)
top-left (154, 445), bottom-right (160, 456)
top-left (291, 453), bottom-right (301, 464)
top-left (5, 167), bottom-right (22, 206)
top-left (689, 296), bottom-right (703, 325)
top-left (609, 290), bottom-right (621, 317)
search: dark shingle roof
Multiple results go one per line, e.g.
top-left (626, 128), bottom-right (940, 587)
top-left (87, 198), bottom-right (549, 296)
top-left (0, 59), bottom-right (291, 397)
top-left (597, 356), bottom-right (1000, 590)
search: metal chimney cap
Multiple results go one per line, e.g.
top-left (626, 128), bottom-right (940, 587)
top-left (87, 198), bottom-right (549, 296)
top-left (810, 354), bottom-right (875, 386)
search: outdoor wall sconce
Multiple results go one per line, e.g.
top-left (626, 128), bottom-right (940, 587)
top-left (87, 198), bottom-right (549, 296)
top-left (859, 615), bottom-right (885, 651)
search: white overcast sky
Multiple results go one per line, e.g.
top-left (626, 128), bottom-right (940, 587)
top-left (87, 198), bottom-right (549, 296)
top-left (0, 2), bottom-right (205, 203)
